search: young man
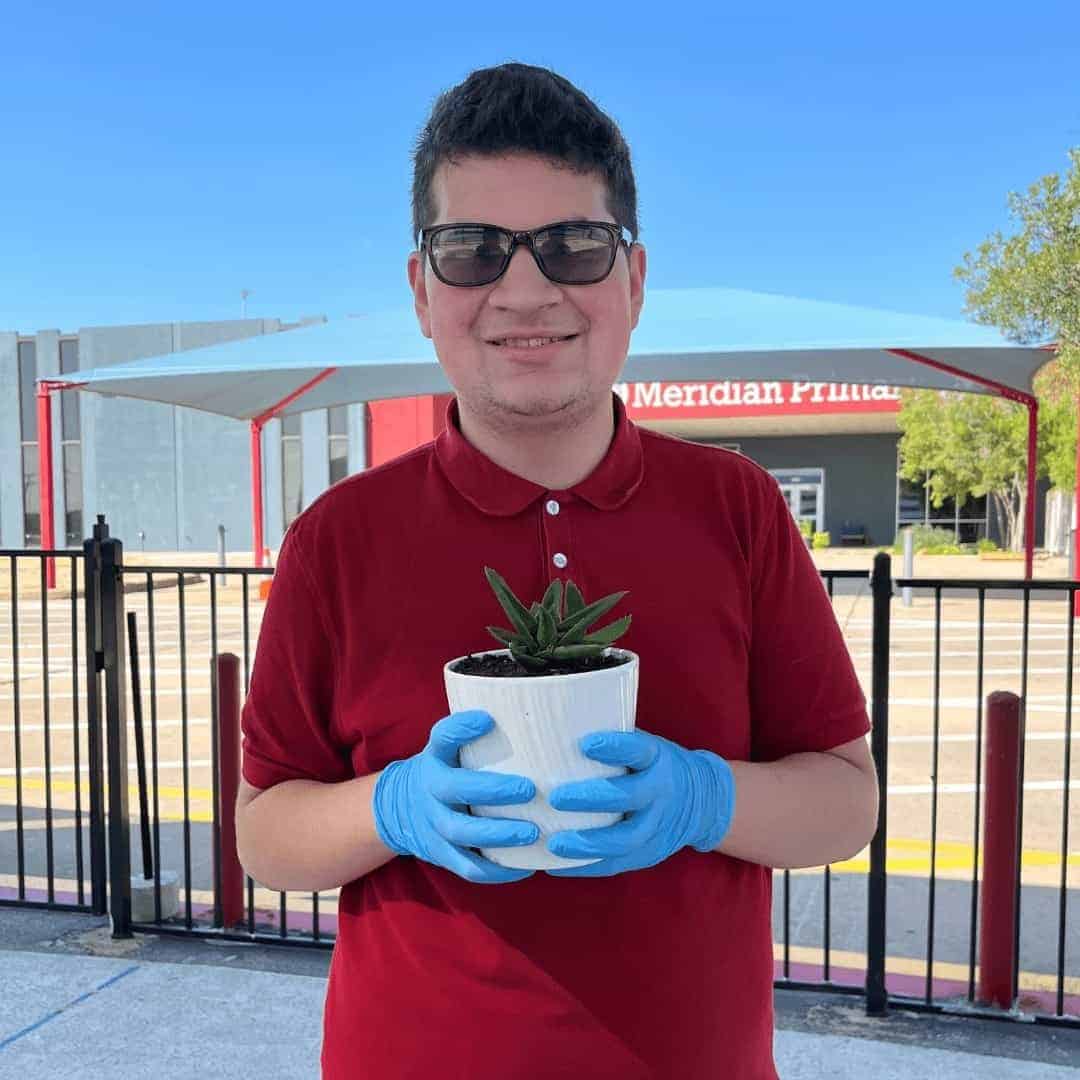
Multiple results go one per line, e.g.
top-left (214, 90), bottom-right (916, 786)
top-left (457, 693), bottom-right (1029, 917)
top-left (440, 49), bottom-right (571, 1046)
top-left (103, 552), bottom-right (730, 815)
top-left (237, 63), bottom-right (878, 1079)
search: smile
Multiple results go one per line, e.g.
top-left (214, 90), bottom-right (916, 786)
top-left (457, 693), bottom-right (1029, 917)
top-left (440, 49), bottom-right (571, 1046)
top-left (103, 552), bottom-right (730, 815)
top-left (489, 334), bottom-right (577, 348)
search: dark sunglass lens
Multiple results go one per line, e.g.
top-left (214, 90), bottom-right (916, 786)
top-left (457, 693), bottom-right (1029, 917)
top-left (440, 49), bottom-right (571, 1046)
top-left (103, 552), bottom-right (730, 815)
top-left (430, 226), bottom-right (509, 285)
top-left (534, 224), bottom-right (615, 283)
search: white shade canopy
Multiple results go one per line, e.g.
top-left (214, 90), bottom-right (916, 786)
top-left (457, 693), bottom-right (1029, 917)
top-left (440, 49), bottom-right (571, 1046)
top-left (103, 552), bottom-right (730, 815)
top-left (48, 287), bottom-right (1050, 420)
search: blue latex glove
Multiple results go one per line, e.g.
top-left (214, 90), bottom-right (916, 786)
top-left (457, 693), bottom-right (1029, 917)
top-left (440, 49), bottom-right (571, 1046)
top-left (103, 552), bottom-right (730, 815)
top-left (372, 709), bottom-right (539, 884)
top-left (545, 729), bottom-right (736, 877)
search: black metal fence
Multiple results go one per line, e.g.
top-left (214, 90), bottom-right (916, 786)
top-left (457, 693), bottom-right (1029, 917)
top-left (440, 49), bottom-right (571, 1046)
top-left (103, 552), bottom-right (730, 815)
top-left (1, 525), bottom-right (1076, 1027)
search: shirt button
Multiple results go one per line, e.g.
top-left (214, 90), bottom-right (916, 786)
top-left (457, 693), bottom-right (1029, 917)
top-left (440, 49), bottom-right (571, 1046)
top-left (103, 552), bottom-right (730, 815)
top-left (553, 553), bottom-right (568, 569)
top-left (545, 499), bottom-right (560, 516)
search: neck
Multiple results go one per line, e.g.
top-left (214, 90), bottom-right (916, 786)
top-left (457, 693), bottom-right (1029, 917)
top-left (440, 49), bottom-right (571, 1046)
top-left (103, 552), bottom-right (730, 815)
top-left (456, 396), bottom-right (616, 490)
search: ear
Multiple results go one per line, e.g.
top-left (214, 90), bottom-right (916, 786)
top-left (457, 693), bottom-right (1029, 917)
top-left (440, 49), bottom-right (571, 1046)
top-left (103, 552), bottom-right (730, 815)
top-left (407, 250), bottom-right (433, 339)
top-left (627, 243), bottom-right (647, 330)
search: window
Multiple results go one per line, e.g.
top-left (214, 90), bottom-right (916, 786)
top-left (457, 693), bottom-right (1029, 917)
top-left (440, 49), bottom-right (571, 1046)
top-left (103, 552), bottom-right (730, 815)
top-left (59, 339), bottom-right (82, 544)
top-left (282, 413), bottom-right (303, 527)
top-left (17, 341), bottom-right (39, 545)
top-left (328, 405), bottom-right (348, 485)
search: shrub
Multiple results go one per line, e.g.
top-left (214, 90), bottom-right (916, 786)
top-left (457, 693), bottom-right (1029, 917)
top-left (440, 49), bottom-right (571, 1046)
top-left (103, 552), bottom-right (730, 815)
top-left (812, 531), bottom-right (830, 549)
top-left (976, 538), bottom-right (999, 553)
top-left (798, 519), bottom-right (814, 538)
top-left (892, 524), bottom-right (961, 553)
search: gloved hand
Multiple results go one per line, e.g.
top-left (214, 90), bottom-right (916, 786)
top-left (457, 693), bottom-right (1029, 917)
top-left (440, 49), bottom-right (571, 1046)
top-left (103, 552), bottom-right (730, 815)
top-left (544, 729), bottom-right (736, 877)
top-left (373, 709), bottom-right (539, 884)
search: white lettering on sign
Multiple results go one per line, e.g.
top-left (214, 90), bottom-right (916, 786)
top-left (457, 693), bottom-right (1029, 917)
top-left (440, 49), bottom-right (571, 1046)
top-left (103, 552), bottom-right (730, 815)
top-left (614, 380), bottom-right (901, 411)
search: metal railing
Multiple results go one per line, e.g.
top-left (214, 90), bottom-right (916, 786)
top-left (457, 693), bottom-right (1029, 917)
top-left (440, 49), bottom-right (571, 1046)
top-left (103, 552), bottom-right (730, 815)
top-left (2, 527), bottom-right (1076, 1028)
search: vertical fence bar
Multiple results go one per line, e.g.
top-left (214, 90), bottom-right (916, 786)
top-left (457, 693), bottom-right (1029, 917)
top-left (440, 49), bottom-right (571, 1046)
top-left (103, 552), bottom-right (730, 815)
top-left (178, 573), bottom-right (192, 929)
top-left (210, 574), bottom-right (222, 929)
top-left (823, 573), bottom-right (836, 982)
top-left (99, 530), bottom-right (132, 937)
top-left (1013, 587), bottom-right (1031, 1003)
top-left (1056, 589), bottom-right (1075, 1016)
top-left (83, 519), bottom-right (107, 916)
top-left (925, 586), bottom-right (943, 1004)
top-left (866, 553), bottom-right (891, 1015)
top-left (9, 556), bottom-right (26, 900)
top-left (147, 572), bottom-right (162, 922)
top-left (70, 555), bottom-right (85, 906)
top-left (967, 588), bottom-right (987, 1001)
top-left (39, 560), bottom-right (54, 902)
top-left (243, 572), bottom-right (255, 933)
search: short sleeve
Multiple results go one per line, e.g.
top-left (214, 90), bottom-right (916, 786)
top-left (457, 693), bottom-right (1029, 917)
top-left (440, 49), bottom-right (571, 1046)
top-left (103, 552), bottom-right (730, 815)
top-left (748, 476), bottom-right (870, 762)
top-left (241, 521), bottom-right (353, 790)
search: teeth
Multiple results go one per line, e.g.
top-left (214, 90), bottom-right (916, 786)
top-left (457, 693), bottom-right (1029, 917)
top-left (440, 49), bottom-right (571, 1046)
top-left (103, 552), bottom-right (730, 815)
top-left (495, 335), bottom-right (570, 348)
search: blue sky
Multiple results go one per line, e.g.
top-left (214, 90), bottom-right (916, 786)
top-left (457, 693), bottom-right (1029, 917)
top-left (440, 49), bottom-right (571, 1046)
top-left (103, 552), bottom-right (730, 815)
top-left (2, 1), bottom-right (1078, 334)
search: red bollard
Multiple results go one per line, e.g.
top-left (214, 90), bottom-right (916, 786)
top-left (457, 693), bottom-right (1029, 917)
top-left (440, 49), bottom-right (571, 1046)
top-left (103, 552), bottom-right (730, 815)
top-left (978, 691), bottom-right (1022, 1009)
top-left (216, 653), bottom-right (245, 928)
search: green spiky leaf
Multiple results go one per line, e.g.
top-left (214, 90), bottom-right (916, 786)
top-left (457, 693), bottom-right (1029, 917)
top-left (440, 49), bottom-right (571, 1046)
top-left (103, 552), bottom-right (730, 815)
top-left (536, 604), bottom-right (557, 649)
top-left (509, 644), bottom-right (549, 671)
top-left (540, 579), bottom-right (563, 617)
top-left (583, 615), bottom-right (632, 646)
top-left (558, 591), bottom-right (627, 638)
top-left (485, 625), bottom-right (516, 646)
top-left (564, 580), bottom-right (586, 617)
top-left (550, 644), bottom-right (607, 660)
top-left (484, 567), bottom-right (538, 644)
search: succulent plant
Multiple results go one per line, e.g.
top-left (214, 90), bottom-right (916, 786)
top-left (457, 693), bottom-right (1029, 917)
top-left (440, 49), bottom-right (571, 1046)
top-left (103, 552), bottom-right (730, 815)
top-left (483, 566), bottom-right (631, 672)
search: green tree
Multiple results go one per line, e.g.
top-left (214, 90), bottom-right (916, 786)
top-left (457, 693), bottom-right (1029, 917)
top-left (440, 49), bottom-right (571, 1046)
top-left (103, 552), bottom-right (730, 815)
top-left (897, 370), bottom-right (1074, 551)
top-left (955, 148), bottom-right (1080, 375)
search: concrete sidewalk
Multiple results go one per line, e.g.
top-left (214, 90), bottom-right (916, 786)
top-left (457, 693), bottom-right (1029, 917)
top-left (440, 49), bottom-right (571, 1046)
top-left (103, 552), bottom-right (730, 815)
top-left (2, 911), bottom-right (1078, 1078)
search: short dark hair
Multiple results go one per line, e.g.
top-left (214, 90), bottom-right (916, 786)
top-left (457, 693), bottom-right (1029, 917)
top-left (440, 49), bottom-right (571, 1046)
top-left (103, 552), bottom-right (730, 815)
top-left (411, 63), bottom-right (638, 245)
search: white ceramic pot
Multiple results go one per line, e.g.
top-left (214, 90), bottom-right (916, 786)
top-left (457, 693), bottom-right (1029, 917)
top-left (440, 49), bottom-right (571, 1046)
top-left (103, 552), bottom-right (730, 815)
top-left (443, 648), bottom-right (639, 870)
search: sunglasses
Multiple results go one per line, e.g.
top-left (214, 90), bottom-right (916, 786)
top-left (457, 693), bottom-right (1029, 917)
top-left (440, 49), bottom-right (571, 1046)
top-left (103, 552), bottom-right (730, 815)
top-left (419, 220), bottom-right (631, 287)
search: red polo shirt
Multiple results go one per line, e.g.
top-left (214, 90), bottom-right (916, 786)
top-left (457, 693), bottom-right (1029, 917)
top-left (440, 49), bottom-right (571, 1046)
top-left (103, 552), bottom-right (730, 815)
top-left (241, 394), bottom-right (869, 1079)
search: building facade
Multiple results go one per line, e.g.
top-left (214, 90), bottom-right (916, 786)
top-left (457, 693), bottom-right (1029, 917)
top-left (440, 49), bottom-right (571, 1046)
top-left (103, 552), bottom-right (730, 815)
top-left (1, 318), bottom-right (1040, 553)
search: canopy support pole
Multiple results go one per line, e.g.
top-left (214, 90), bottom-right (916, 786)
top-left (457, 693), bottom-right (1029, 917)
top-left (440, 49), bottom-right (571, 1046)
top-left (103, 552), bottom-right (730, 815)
top-left (251, 419), bottom-right (266, 568)
top-left (1024, 399), bottom-right (1038, 581)
top-left (885, 349), bottom-right (1038, 579)
top-left (248, 367), bottom-right (339, 568)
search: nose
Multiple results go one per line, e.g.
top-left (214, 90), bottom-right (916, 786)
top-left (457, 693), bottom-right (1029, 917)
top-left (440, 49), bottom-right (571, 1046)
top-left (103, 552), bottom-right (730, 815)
top-left (487, 242), bottom-right (562, 310)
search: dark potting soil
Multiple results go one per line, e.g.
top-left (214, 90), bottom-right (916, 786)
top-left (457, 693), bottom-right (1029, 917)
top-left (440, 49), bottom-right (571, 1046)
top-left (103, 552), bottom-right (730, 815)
top-left (450, 653), bottom-right (631, 678)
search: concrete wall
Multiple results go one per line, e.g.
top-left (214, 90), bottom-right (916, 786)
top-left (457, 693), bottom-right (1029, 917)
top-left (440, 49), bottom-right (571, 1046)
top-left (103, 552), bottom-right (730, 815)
top-left (0, 316), bottom-right (351, 552)
top-left (0, 333), bottom-right (20, 548)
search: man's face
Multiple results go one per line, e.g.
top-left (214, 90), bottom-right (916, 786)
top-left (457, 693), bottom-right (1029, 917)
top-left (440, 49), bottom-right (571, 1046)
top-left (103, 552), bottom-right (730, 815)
top-left (408, 153), bottom-right (646, 431)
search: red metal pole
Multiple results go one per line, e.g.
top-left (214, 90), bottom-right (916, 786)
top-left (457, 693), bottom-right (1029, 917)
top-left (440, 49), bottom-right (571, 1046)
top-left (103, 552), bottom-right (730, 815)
top-left (1024, 400), bottom-right (1037, 580)
top-left (36, 386), bottom-right (56, 589)
top-left (978, 690), bottom-right (1022, 1009)
top-left (250, 420), bottom-right (264, 569)
top-left (216, 653), bottom-right (244, 928)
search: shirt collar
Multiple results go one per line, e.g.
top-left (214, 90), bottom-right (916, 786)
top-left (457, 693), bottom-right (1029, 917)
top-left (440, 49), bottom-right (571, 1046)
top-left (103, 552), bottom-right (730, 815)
top-left (434, 393), bottom-right (645, 517)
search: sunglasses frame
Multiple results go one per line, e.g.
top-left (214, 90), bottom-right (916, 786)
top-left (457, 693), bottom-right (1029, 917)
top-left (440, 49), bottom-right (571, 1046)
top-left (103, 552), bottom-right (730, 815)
top-left (419, 219), bottom-right (631, 288)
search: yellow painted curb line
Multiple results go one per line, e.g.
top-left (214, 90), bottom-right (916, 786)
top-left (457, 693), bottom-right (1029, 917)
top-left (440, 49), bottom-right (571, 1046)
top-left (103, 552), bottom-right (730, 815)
top-left (774, 943), bottom-right (1080, 997)
top-left (3, 778), bottom-right (1077, 875)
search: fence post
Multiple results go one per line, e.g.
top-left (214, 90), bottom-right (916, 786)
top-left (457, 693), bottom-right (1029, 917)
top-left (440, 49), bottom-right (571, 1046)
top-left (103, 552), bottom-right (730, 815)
top-left (83, 516), bottom-right (108, 915)
top-left (977, 690), bottom-right (1022, 1009)
top-left (213, 653), bottom-right (245, 928)
top-left (866, 551), bottom-right (892, 1015)
top-left (99, 526), bottom-right (133, 938)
